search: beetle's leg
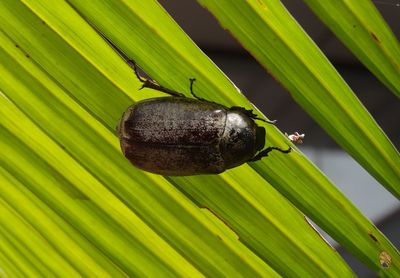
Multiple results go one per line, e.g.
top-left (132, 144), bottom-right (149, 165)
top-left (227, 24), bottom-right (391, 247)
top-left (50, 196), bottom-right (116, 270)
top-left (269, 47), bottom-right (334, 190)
top-left (189, 78), bottom-right (207, 101)
top-left (98, 32), bottom-right (185, 97)
top-left (127, 60), bottom-right (147, 83)
top-left (127, 60), bottom-right (185, 97)
top-left (230, 106), bottom-right (277, 124)
top-left (249, 146), bottom-right (291, 162)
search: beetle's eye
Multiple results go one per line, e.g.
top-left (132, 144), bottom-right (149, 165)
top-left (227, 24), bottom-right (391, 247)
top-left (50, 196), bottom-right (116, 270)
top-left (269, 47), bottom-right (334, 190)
top-left (255, 126), bottom-right (266, 151)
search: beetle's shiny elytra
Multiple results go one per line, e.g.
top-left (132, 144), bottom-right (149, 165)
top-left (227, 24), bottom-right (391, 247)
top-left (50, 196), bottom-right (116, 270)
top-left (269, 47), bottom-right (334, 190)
top-left (117, 64), bottom-right (291, 176)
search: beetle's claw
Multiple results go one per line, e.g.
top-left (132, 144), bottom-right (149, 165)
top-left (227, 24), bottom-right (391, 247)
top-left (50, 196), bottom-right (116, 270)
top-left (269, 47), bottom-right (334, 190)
top-left (249, 145), bottom-right (291, 162)
top-left (283, 146), bottom-right (292, 153)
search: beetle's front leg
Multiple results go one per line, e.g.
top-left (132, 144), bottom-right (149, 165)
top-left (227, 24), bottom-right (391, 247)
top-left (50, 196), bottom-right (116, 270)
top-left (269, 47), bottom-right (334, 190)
top-left (249, 146), bottom-right (291, 162)
top-left (230, 106), bottom-right (277, 124)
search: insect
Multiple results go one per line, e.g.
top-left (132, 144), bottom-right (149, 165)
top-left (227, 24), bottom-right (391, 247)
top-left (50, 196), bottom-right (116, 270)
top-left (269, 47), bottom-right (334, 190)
top-left (117, 63), bottom-right (291, 176)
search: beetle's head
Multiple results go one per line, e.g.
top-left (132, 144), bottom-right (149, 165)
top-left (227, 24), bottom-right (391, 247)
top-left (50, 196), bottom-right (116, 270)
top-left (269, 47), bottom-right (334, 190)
top-left (221, 111), bottom-right (265, 169)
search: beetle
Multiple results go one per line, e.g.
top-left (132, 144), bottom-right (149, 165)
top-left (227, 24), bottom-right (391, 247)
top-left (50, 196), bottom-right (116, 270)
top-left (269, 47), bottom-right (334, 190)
top-left (117, 63), bottom-right (291, 176)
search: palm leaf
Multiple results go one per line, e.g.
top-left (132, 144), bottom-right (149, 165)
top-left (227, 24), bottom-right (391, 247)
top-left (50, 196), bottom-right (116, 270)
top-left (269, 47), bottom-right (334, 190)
top-left (0, 0), bottom-right (398, 276)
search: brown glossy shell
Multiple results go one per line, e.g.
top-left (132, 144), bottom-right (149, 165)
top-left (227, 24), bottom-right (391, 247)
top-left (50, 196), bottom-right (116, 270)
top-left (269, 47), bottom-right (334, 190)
top-left (118, 97), bottom-right (228, 175)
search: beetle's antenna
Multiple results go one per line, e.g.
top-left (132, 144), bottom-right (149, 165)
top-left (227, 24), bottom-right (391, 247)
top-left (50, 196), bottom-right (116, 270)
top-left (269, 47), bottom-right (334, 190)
top-left (250, 146), bottom-right (291, 162)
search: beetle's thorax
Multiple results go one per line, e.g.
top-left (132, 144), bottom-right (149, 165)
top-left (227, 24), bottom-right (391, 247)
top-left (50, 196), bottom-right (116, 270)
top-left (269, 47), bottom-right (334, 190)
top-left (220, 110), bottom-right (263, 169)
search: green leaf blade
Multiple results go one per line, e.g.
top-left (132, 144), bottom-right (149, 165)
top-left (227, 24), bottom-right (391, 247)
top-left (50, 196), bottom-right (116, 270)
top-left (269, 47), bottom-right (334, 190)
top-left (197, 0), bottom-right (400, 274)
top-left (303, 0), bottom-right (400, 97)
top-left (0, 0), bottom-right (398, 276)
